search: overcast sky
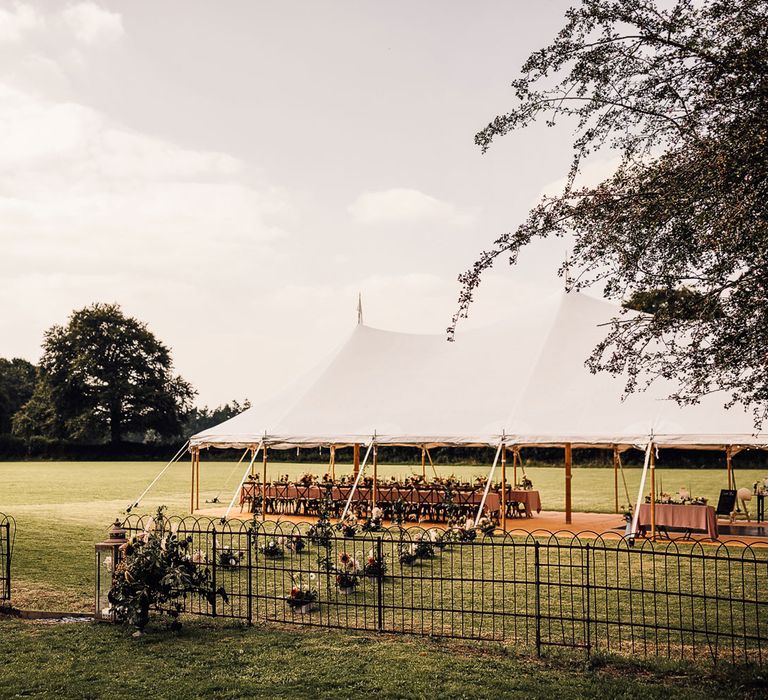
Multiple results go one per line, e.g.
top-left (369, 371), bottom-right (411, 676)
top-left (1, 0), bottom-right (604, 406)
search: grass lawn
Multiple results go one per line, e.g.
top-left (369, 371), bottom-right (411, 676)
top-left (1, 619), bottom-right (766, 699)
top-left (0, 459), bottom-right (765, 612)
top-left (1, 460), bottom-right (767, 699)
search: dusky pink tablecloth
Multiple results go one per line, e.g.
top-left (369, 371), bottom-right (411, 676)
top-left (508, 490), bottom-right (541, 517)
top-left (637, 503), bottom-right (718, 539)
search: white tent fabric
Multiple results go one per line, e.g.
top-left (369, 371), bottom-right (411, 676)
top-left (190, 292), bottom-right (768, 450)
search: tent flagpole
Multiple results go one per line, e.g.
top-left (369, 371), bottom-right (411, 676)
top-left (221, 441), bottom-right (263, 524)
top-left (340, 440), bottom-right (374, 521)
top-left (630, 440), bottom-right (653, 537)
top-left (474, 439), bottom-right (504, 527)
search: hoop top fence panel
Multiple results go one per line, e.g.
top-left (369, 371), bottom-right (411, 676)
top-left (120, 515), bottom-right (768, 665)
top-left (0, 513), bottom-right (14, 602)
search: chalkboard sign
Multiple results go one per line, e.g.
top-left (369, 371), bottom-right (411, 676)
top-left (716, 489), bottom-right (737, 516)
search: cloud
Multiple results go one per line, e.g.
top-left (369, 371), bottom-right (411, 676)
top-left (0, 3), bottom-right (42, 43)
top-left (347, 188), bottom-right (475, 227)
top-left (62, 2), bottom-right (123, 45)
top-left (538, 157), bottom-right (622, 200)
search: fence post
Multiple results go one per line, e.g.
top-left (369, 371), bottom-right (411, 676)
top-left (534, 541), bottom-right (541, 657)
top-left (211, 526), bottom-right (218, 617)
top-left (247, 528), bottom-right (253, 626)
top-left (3, 522), bottom-right (10, 601)
top-left (585, 542), bottom-right (591, 659)
top-left (376, 537), bottom-right (384, 632)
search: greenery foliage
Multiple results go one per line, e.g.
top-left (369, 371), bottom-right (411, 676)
top-left (452, 0), bottom-right (768, 426)
top-left (108, 507), bottom-right (225, 632)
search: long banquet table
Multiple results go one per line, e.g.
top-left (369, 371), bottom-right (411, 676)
top-left (237, 483), bottom-right (538, 520)
top-left (637, 503), bottom-right (718, 540)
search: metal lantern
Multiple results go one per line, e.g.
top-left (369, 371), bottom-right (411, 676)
top-left (94, 519), bottom-right (127, 622)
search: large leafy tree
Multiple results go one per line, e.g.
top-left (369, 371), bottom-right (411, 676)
top-left (0, 358), bottom-right (36, 434)
top-left (452, 0), bottom-right (768, 424)
top-left (33, 303), bottom-right (195, 444)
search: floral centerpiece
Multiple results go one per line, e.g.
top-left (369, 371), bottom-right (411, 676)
top-left (285, 572), bottom-right (317, 613)
top-left (363, 548), bottom-right (388, 580)
top-left (446, 515), bottom-right (477, 543)
top-left (360, 507), bottom-right (384, 533)
top-left (413, 534), bottom-right (435, 559)
top-left (516, 475), bottom-right (533, 490)
top-left (259, 537), bottom-right (284, 558)
top-left (334, 552), bottom-right (360, 594)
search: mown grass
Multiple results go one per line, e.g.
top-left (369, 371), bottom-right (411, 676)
top-left (1, 619), bottom-right (767, 700)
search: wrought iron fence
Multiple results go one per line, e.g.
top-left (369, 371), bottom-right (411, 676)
top-left (120, 515), bottom-right (768, 665)
top-left (0, 513), bottom-right (14, 602)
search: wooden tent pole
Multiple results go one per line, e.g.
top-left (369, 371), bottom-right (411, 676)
top-left (372, 445), bottom-right (378, 509)
top-left (613, 445), bottom-right (619, 514)
top-left (261, 447), bottom-right (268, 518)
top-left (650, 447), bottom-right (656, 540)
top-left (501, 445), bottom-right (507, 530)
top-left (513, 449), bottom-right (518, 486)
top-left (564, 443), bottom-right (573, 525)
top-left (330, 445), bottom-right (336, 481)
top-left (353, 443), bottom-right (360, 477)
top-left (726, 446), bottom-right (733, 490)
top-left (425, 448), bottom-right (437, 478)
top-left (421, 447), bottom-right (426, 479)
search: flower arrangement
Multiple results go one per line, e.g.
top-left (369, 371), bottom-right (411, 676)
top-left (620, 505), bottom-right (633, 522)
top-left (398, 542), bottom-right (419, 565)
top-left (363, 548), bottom-right (388, 580)
top-left (645, 494), bottom-right (708, 506)
top-left (285, 572), bottom-right (317, 612)
top-left (360, 507), bottom-right (383, 533)
top-left (412, 534), bottom-right (435, 559)
top-left (427, 528), bottom-right (447, 550)
top-left (516, 475), bottom-right (533, 490)
top-left (108, 506), bottom-right (227, 634)
top-left (475, 515), bottom-right (497, 536)
top-left (334, 551), bottom-right (360, 593)
top-left (336, 514), bottom-right (358, 538)
top-left (285, 534), bottom-right (306, 554)
top-left (259, 538), bottom-right (284, 558)
top-left (446, 515), bottom-right (477, 543)
top-left (217, 546), bottom-right (244, 569)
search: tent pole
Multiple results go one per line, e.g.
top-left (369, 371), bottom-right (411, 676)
top-left (221, 442), bottom-right (263, 524)
top-left (195, 448), bottom-right (200, 511)
top-left (650, 446), bottom-right (656, 540)
top-left (262, 447), bottom-right (268, 518)
top-left (190, 448), bottom-right (196, 514)
top-left (331, 445), bottom-right (336, 481)
top-left (341, 441), bottom-right (374, 521)
top-left (564, 443), bottom-right (573, 525)
top-left (726, 446), bottom-right (733, 490)
top-left (425, 448), bottom-right (437, 478)
top-left (474, 440), bottom-right (504, 526)
top-left (618, 449), bottom-right (631, 506)
top-left (421, 447), bottom-right (426, 479)
top-left (513, 449), bottom-right (518, 486)
top-left (372, 445), bottom-right (378, 509)
top-left (630, 442), bottom-right (653, 536)
top-left (353, 444), bottom-right (360, 477)
top-left (613, 446), bottom-right (619, 514)
top-left (501, 445), bottom-right (507, 531)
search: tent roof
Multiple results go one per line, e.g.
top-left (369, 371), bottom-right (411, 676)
top-left (190, 292), bottom-right (767, 450)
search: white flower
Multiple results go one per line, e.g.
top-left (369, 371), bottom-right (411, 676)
top-left (309, 573), bottom-right (316, 581)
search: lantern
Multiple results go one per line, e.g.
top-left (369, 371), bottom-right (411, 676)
top-left (94, 519), bottom-right (127, 622)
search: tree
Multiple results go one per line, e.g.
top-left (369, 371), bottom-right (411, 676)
top-left (452, 0), bottom-right (768, 424)
top-left (33, 303), bottom-right (195, 444)
top-left (0, 358), bottom-right (36, 434)
top-left (182, 399), bottom-right (251, 437)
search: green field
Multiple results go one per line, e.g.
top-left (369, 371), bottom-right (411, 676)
top-left (1, 460), bottom-right (767, 698)
top-left (1, 459), bottom-right (765, 611)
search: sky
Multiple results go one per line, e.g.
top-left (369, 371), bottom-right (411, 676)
top-left (0, 0), bottom-right (607, 406)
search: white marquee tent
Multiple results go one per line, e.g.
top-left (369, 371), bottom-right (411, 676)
top-left (184, 291), bottom-right (767, 528)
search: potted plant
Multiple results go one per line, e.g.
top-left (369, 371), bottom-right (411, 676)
top-left (336, 514), bottom-right (358, 538)
top-left (398, 542), bottom-right (418, 565)
top-left (285, 534), bottom-right (306, 554)
top-left (335, 552), bottom-right (360, 594)
top-left (476, 515), bottom-right (497, 536)
top-left (258, 538), bottom-right (284, 559)
top-left (363, 548), bottom-right (387, 581)
top-left (285, 572), bottom-right (317, 614)
top-left (217, 546), bottom-right (244, 569)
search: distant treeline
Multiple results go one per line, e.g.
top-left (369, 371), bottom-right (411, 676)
top-left (1, 436), bottom-right (765, 469)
